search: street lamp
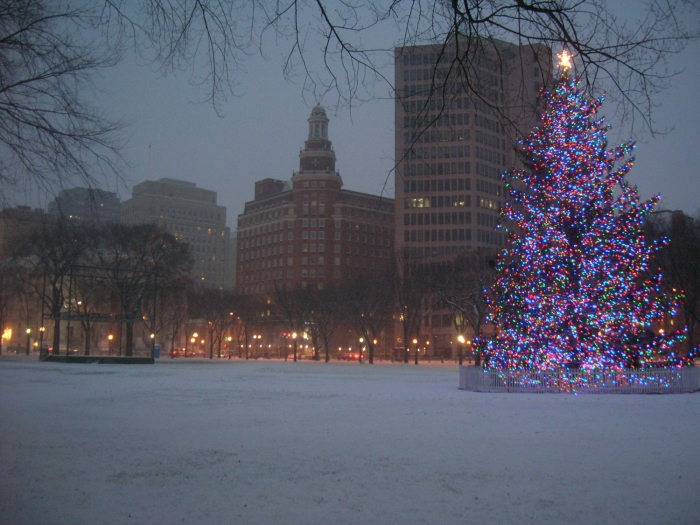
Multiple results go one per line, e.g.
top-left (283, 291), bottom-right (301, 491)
top-left (359, 337), bottom-right (364, 363)
top-left (292, 332), bottom-right (298, 362)
top-left (25, 328), bottom-right (31, 356)
top-left (38, 326), bottom-right (45, 358)
top-left (457, 335), bottom-right (465, 366)
top-left (412, 338), bottom-right (418, 365)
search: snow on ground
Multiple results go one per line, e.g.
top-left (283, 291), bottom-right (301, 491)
top-left (1, 356), bottom-right (698, 525)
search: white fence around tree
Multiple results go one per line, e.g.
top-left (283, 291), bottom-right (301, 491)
top-left (459, 366), bottom-right (700, 394)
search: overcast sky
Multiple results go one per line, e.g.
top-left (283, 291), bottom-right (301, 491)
top-left (16, 9), bottom-right (700, 228)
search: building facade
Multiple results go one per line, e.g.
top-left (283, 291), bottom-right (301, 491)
top-left (394, 40), bottom-right (552, 358)
top-left (395, 40), bottom-right (552, 259)
top-left (236, 106), bottom-right (395, 296)
top-left (47, 187), bottom-right (121, 224)
top-left (121, 178), bottom-right (232, 289)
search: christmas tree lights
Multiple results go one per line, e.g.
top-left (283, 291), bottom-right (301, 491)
top-left (481, 71), bottom-right (687, 371)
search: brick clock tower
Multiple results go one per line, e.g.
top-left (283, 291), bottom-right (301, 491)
top-left (299, 106), bottom-right (336, 173)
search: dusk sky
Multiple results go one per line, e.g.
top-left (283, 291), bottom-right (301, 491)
top-left (16, 10), bottom-right (700, 228)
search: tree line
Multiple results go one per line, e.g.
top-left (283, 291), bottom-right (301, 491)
top-left (2, 210), bottom-right (697, 362)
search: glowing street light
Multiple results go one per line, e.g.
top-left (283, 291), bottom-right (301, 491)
top-left (457, 335), bottom-right (465, 366)
top-left (25, 328), bottom-right (31, 356)
top-left (292, 332), bottom-right (298, 362)
top-left (39, 326), bottom-right (45, 357)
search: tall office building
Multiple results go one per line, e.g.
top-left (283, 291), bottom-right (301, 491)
top-left (236, 106), bottom-right (394, 296)
top-left (47, 187), bottom-right (121, 224)
top-left (395, 39), bottom-right (552, 260)
top-left (394, 39), bottom-right (552, 357)
top-left (121, 178), bottom-right (232, 289)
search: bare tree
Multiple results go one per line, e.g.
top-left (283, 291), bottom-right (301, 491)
top-left (3, 1), bottom-right (695, 203)
top-left (14, 219), bottom-right (87, 356)
top-left (302, 285), bottom-right (344, 362)
top-left (230, 293), bottom-right (263, 359)
top-left (429, 251), bottom-right (496, 365)
top-left (272, 283), bottom-right (312, 362)
top-left (107, 1), bottom-right (697, 133)
top-left (646, 211), bottom-right (700, 356)
top-left (0, 0), bottom-right (124, 202)
top-left (344, 269), bottom-right (394, 364)
top-left (392, 252), bottom-right (432, 364)
top-left (190, 287), bottom-right (237, 359)
top-left (95, 223), bottom-right (191, 356)
top-left (0, 261), bottom-right (22, 354)
top-left (158, 276), bottom-right (192, 358)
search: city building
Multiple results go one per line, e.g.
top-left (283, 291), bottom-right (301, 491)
top-left (47, 187), bottom-right (121, 224)
top-left (236, 106), bottom-right (395, 296)
top-left (226, 231), bottom-right (237, 290)
top-left (121, 178), bottom-right (232, 289)
top-left (394, 39), bottom-right (553, 358)
top-left (395, 39), bottom-right (552, 259)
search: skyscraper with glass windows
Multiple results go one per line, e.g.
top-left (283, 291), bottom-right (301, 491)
top-left (395, 39), bottom-right (552, 260)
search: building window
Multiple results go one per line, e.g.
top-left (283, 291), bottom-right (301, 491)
top-left (288, 221), bottom-right (294, 228)
top-left (335, 220), bottom-right (341, 228)
top-left (287, 232), bottom-right (294, 240)
top-left (334, 232), bottom-right (340, 240)
top-left (302, 257), bottom-right (308, 265)
top-left (287, 245), bottom-right (293, 253)
top-left (302, 231), bottom-right (308, 240)
top-left (334, 245), bottom-right (340, 253)
top-left (303, 219), bottom-right (309, 227)
top-left (302, 244), bottom-right (308, 252)
top-left (319, 219), bottom-right (325, 227)
top-left (318, 257), bottom-right (324, 265)
top-left (287, 258), bottom-right (293, 266)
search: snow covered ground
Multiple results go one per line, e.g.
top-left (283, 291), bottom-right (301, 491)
top-left (1, 356), bottom-right (698, 525)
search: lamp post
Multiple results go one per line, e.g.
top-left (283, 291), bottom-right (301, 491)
top-left (25, 328), bottom-right (31, 356)
top-left (412, 338), bottom-right (418, 365)
top-left (457, 335), bottom-right (465, 366)
top-left (39, 326), bottom-right (45, 358)
top-left (292, 332), bottom-right (298, 362)
top-left (359, 337), bottom-right (364, 363)
top-left (108, 334), bottom-right (113, 356)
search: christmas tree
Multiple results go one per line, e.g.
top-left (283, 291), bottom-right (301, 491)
top-left (482, 59), bottom-right (686, 371)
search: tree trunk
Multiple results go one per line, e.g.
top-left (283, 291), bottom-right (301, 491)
top-left (52, 313), bottom-right (61, 356)
top-left (414, 344), bottom-right (419, 365)
top-left (125, 322), bottom-right (134, 356)
top-left (368, 343), bottom-right (374, 364)
top-left (84, 325), bottom-right (91, 356)
top-left (324, 341), bottom-right (330, 363)
top-left (293, 338), bottom-right (297, 362)
top-left (403, 325), bottom-right (409, 364)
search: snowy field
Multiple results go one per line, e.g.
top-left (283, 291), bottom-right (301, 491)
top-left (1, 357), bottom-right (699, 525)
